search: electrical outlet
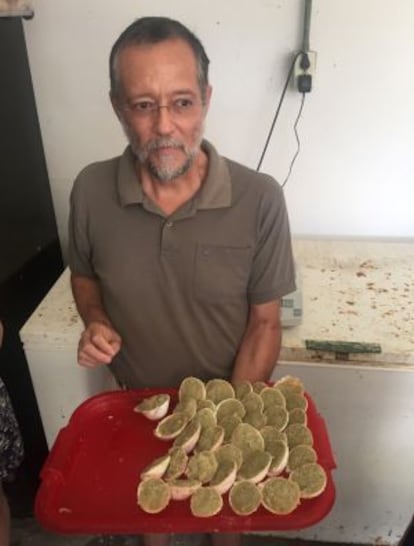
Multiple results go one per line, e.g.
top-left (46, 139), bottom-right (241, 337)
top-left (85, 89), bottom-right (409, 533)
top-left (293, 50), bottom-right (317, 80)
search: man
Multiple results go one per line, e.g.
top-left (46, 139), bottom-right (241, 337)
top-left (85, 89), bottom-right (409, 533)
top-left (69, 16), bottom-right (295, 546)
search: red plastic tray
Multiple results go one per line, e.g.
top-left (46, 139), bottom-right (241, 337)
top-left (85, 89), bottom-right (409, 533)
top-left (35, 388), bottom-right (336, 534)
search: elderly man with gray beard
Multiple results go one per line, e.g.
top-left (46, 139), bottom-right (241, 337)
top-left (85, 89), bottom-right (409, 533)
top-left (69, 16), bottom-right (296, 546)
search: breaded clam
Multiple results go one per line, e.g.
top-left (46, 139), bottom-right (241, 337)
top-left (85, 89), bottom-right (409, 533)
top-left (260, 387), bottom-right (286, 409)
top-left (197, 407), bottom-right (217, 430)
top-left (154, 412), bottom-right (189, 440)
top-left (290, 463), bottom-right (327, 498)
top-left (197, 399), bottom-right (216, 411)
top-left (242, 392), bottom-right (264, 414)
top-left (137, 478), bottom-right (171, 513)
top-left (178, 376), bottom-right (206, 401)
top-left (284, 392), bottom-right (308, 412)
top-left (215, 444), bottom-right (243, 471)
top-left (261, 425), bottom-right (288, 447)
top-left (238, 449), bottom-right (272, 483)
top-left (267, 440), bottom-right (289, 476)
top-left (190, 486), bottom-right (223, 517)
top-left (244, 410), bottom-right (267, 430)
top-left (288, 408), bottom-right (308, 426)
top-left (205, 379), bottom-right (235, 404)
top-left (134, 393), bottom-right (170, 420)
top-left (234, 380), bottom-right (253, 400)
top-left (252, 381), bottom-right (268, 394)
top-left (264, 405), bottom-right (289, 431)
top-left (261, 477), bottom-right (301, 515)
top-left (164, 446), bottom-right (188, 480)
top-left (285, 424), bottom-right (313, 449)
top-left (173, 416), bottom-right (201, 453)
top-left (287, 445), bottom-right (317, 472)
top-left (210, 459), bottom-right (238, 494)
top-left (195, 425), bottom-right (224, 453)
top-left (231, 423), bottom-right (265, 458)
top-left (216, 398), bottom-right (246, 422)
top-left (173, 397), bottom-right (198, 419)
top-left (140, 453), bottom-right (171, 480)
top-left (273, 375), bottom-right (305, 396)
top-left (186, 451), bottom-right (218, 484)
top-left (169, 478), bottom-right (202, 500)
top-left (220, 414), bottom-right (242, 442)
top-left (229, 480), bottom-right (262, 516)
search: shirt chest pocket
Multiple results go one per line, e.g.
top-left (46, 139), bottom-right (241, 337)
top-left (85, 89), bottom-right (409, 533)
top-left (194, 244), bottom-right (252, 302)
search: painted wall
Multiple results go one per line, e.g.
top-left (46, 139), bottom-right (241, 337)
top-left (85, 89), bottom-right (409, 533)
top-left (22, 0), bottom-right (414, 254)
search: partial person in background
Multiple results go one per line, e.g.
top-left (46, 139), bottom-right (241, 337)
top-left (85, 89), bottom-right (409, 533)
top-left (0, 320), bottom-right (24, 546)
top-left (400, 516), bottom-right (414, 546)
top-left (69, 16), bottom-right (295, 546)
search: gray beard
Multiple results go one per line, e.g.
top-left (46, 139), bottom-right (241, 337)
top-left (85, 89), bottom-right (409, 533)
top-left (136, 137), bottom-right (198, 183)
top-left (146, 153), bottom-right (195, 183)
top-left (122, 126), bottom-right (202, 183)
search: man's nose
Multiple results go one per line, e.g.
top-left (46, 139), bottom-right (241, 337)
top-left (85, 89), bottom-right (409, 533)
top-left (154, 105), bottom-right (175, 134)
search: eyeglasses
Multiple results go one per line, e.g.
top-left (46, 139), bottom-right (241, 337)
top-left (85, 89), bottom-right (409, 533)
top-left (124, 97), bottom-right (200, 119)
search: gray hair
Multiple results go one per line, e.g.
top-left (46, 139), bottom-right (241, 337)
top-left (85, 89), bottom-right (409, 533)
top-left (109, 16), bottom-right (210, 101)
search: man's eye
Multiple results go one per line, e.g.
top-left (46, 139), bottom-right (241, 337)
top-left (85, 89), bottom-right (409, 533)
top-left (133, 101), bottom-right (154, 111)
top-left (174, 98), bottom-right (194, 109)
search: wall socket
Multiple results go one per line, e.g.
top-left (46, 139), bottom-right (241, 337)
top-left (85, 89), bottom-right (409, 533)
top-left (293, 50), bottom-right (317, 81)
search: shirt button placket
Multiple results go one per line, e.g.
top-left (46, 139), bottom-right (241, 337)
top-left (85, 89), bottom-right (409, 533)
top-left (161, 219), bottom-right (175, 257)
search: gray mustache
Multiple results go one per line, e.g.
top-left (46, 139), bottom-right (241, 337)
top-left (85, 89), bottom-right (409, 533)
top-left (145, 138), bottom-right (184, 152)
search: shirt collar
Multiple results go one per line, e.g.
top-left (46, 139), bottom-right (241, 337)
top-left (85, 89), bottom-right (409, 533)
top-left (197, 140), bottom-right (232, 209)
top-left (117, 146), bottom-right (144, 206)
top-left (117, 139), bottom-right (232, 209)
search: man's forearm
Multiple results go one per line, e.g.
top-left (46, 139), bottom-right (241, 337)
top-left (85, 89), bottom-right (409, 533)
top-left (70, 273), bottom-right (112, 328)
top-left (231, 301), bottom-right (281, 384)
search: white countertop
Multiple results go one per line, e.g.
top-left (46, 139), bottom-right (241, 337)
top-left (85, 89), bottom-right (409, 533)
top-left (21, 238), bottom-right (414, 367)
top-left (20, 268), bottom-right (82, 347)
top-left (281, 239), bottom-right (414, 367)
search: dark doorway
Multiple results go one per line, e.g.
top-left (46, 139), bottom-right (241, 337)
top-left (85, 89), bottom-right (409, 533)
top-left (0, 17), bottom-right (64, 514)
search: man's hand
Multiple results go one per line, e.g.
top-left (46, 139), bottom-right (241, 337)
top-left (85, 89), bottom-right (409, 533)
top-left (78, 321), bottom-right (121, 367)
top-left (71, 274), bottom-right (121, 367)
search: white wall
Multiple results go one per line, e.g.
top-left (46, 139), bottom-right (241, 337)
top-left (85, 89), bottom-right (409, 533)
top-left (23, 0), bottom-right (414, 255)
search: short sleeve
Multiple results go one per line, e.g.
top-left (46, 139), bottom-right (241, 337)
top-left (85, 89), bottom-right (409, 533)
top-left (247, 179), bottom-right (296, 304)
top-left (68, 172), bottom-right (96, 278)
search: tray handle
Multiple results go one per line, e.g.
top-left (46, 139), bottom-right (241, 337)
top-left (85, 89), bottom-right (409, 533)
top-left (314, 411), bottom-right (337, 470)
top-left (305, 393), bottom-right (337, 470)
top-left (40, 426), bottom-right (82, 484)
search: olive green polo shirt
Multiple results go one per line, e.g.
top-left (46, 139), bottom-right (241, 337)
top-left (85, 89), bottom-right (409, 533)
top-left (69, 140), bottom-right (295, 388)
